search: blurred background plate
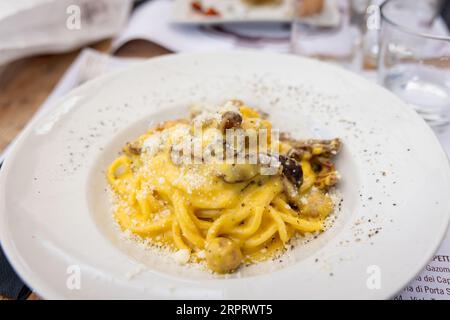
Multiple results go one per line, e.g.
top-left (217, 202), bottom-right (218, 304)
top-left (172, 0), bottom-right (296, 24)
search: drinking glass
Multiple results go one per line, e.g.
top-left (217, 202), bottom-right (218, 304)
top-left (291, 0), bottom-right (364, 71)
top-left (379, 0), bottom-right (450, 128)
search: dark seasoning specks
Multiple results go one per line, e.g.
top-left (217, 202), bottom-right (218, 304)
top-left (49, 70), bottom-right (410, 277)
top-left (245, 73), bottom-right (408, 276)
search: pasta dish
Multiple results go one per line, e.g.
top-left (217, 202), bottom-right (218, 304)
top-left (107, 100), bottom-right (341, 273)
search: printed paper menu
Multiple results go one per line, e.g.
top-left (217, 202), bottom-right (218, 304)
top-left (395, 227), bottom-right (450, 300)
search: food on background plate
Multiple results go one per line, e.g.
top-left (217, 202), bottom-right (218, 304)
top-left (298, 0), bottom-right (324, 17)
top-left (190, 0), bottom-right (284, 17)
top-left (243, 0), bottom-right (283, 6)
top-left (107, 100), bottom-right (342, 274)
top-left (191, 1), bottom-right (220, 16)
top-left (189, 0), bottom-right (324, 18)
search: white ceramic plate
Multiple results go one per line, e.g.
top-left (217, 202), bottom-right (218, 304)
top-left (172, 0), bottom-right (295, 24)
top-left (1, 52), bottom-right (450, 299)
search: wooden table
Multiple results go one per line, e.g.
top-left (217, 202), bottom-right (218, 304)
top-left (0, 39), bottom-right (171, 154)
top-left (0, 39), bottom-right (171, 299)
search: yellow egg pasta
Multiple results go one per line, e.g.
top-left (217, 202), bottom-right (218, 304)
top-left (107, 100), bottom-right (342, 273)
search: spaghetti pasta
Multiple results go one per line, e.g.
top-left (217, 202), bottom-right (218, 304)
top-left (107, 100), bottom-right (341, 273)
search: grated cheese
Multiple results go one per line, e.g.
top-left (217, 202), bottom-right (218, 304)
top-left (173, 249), bottom-right (191, 265)
top-left (143, 132), bottom-right (166, 157)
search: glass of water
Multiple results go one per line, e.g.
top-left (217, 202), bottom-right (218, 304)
top-left (291, 0), bottom-right (364, 71)
top-left (379, 0), bottom-right (450, 128)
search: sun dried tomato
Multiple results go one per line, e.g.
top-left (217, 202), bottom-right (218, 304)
top-left (191, 1), bottom-right (202, 12)
top-left (204, 7), bottom-right (220, 16)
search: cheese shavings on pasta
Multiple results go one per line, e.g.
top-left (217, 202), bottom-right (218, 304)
top-left (107, 100), bottom-right (342, 273)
